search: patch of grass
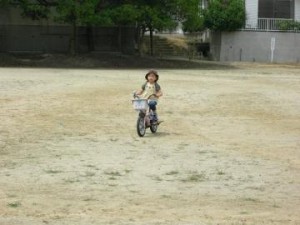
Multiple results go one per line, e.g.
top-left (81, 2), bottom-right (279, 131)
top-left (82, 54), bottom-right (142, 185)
top-left (161, 195), bottom-right (172, 199)
top-left (151, 175), bottom-right (163, 181)
top-left (242, 197), bottom-right (260, 202)
top-left (197, 150), bottom-right (209, 155)
top-left (7, 201), bottom-right (21, 208)
top-left (85, 164), bottom-right (96, 168)
top-left (125, 169), bottom-right (132, 174)
top-left (217, 169), bottom-right (225, 175)
top-left (165, 171), bottom-right (179, 176)
top-left (182, 171), bottom-right (206, 183)
top-left (104, 170), bottom-right (123, 181)
top-left (83, 198), bottom-right (97, 202)
top-left (110, 138), bottom-right (118, 142)
top-left (44, 169), bottom-right (62, 174)
top-left (64, 178), bottom-right (80, 184)
top-left (104, 171), bottom-right (122, 176)
top-left (177, 143), bottom-right (189, 150)
top-left (166, 36), bottom-right (188, 49)
top-left (83, 171), bottom-right (96, 177)
top-left (272, 200), bottom-right (281, 208)
top-left (246, 186), bottom-right (265, 192)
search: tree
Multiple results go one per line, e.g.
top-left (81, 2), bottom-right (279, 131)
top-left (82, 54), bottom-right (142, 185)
top-left (137, 3), bottom-right (176, 55)
top-left (2, 0), bottom-right (205, 55)
top-left (55, 0), bottom-right (104, 55)
top-left (113, 1), bottom-right (177, 56)
top-left (204, 0), bottom-right (245, 31)
top-left (176, 0), bottom-right (205, 32)
top-left (0, 0), bottom-right (9, 7)
top-left (3, 0), bottom-right (104, 54)
top-left (3, 0), bottom-right (53, 20)
top-left (109, 0), bottom-right (204, 55)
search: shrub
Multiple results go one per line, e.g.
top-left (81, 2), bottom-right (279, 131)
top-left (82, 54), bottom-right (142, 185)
top-left (204, 0), bottom-right (246, 31)
top-left (277, 20), bottom-right (300, 31)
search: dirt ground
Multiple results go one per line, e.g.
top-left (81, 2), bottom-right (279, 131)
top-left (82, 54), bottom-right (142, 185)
top-left (0, 63), bottom-right (300, 225)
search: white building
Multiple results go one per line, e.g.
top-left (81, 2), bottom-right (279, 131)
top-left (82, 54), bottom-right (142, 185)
top-left (245, 0), bottom-right (300, 30)
top-left (210, 0), bottom-right (300, 63)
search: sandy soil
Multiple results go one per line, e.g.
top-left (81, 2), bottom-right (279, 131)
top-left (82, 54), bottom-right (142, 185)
top-left (0, 64), bottom-right (300, 225)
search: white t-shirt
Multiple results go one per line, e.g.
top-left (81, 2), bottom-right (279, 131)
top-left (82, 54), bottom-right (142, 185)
top-left (141, 82), bottom-right (160, 99)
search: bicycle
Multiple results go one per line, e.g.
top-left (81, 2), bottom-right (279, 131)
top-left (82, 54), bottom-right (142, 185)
top-left (132, 94), bottom-right (160, 137)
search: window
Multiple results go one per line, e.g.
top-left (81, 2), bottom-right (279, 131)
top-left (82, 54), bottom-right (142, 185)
top-left (258, 0), bottom-right (295, 19)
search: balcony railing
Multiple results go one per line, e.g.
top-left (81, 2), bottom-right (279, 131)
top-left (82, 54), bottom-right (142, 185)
top-left (243, 18), bottom-right (300, 32)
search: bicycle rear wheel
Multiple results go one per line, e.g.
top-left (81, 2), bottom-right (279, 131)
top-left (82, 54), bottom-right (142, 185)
top-left (137, 116), bottom-right (146, 137)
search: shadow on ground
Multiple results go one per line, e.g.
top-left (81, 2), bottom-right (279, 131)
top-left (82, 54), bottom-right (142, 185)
top-left (0, 53), bottom-right (234, 70)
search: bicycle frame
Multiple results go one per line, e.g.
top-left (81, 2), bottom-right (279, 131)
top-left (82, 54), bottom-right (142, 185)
top-left (132, 95), bottom-right (158, 137)
top-left (139, 106), bottom-right (152, 127)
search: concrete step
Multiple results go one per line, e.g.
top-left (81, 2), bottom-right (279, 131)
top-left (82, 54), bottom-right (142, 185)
top-left (142, 35), bottom-right (188, 57)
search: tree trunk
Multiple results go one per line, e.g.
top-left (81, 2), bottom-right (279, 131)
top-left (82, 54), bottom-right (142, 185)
top-left (70, 20), bottom-right (77, 55)
top-left (149, 26), bottom-right (153, 56)
top-left (137, 26), bottom-right (145, 56)
top-left (118, 26), bottom-right (122, 53)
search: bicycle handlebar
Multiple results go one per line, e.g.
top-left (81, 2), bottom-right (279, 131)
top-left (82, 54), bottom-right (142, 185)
top-left (133, 92), bottom-right (157, 100)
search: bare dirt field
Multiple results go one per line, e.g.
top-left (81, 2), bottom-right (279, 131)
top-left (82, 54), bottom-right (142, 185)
top-left (0, 63), bottom-right (300, 225)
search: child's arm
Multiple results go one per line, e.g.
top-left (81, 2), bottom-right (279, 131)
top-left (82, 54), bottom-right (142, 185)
top-left (155, 89), bottom-right (163, 98)
top-left (135, 89), bottom-right (144, 95)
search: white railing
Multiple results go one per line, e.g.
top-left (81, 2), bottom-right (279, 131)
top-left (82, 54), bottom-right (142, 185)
top-left (258, 18), bottom-right (293, 30)
top-left (243, 18), bottom-right (300, 31)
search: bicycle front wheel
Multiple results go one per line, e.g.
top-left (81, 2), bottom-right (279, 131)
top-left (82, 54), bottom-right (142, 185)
top-left (150, 123), bottom-right (158, 133)
top-left (136, 117), bottom-right (146, 137)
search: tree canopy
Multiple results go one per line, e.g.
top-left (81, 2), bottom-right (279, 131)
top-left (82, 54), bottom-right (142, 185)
top-left (1, 0), bottom-right (246, 32)
top-left (1, 0), bottom-right (204, 31)
top-left (1, 0), bottom-right (246, 54)
top-left (203, 0), bottom-right (246, 31)
top-left (2, 0), bottom-right (205, 54)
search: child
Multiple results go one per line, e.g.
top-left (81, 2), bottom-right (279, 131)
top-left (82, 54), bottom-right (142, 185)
top-left (135, 69), bottom-right (163, 122)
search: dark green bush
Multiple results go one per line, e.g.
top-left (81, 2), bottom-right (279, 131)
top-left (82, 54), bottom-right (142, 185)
top-left (203, 0), bottom-right (246, 31)
top-left (277, 20), bottom-right (300, 31)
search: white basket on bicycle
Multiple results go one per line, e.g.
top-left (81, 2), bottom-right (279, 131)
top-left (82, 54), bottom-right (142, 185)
top-left (132, 99), bottom-right (148, 111)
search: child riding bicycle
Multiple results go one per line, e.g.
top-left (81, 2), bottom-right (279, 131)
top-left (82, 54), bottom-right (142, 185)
top-left (135, 69), bottom-right (163, 122)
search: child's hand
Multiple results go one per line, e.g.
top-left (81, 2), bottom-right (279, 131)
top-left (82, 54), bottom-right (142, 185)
top-left (133, 90), bottom-right (142, 98)
top-left (132, 91), bottom-right (138, 98)
top-left (155, 90), bottom-right (163, 98)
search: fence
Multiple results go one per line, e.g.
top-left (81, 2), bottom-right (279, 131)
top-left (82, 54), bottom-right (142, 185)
top-left (244, 18), bottom-right (300, 32)
top-left (0, 25), bottom-right (136, 54)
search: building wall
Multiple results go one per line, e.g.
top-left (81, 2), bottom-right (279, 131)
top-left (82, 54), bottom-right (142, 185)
top-left (296, 0), bottom-right (300, 21)
top-left (244, 0), bottom-right (300, 29)
top-left (214, 31), bottom-right (300, 63)
top-left (245, 0), bottom-right (258, 28)
top-left (209, 31), bottom-right (222, 61)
